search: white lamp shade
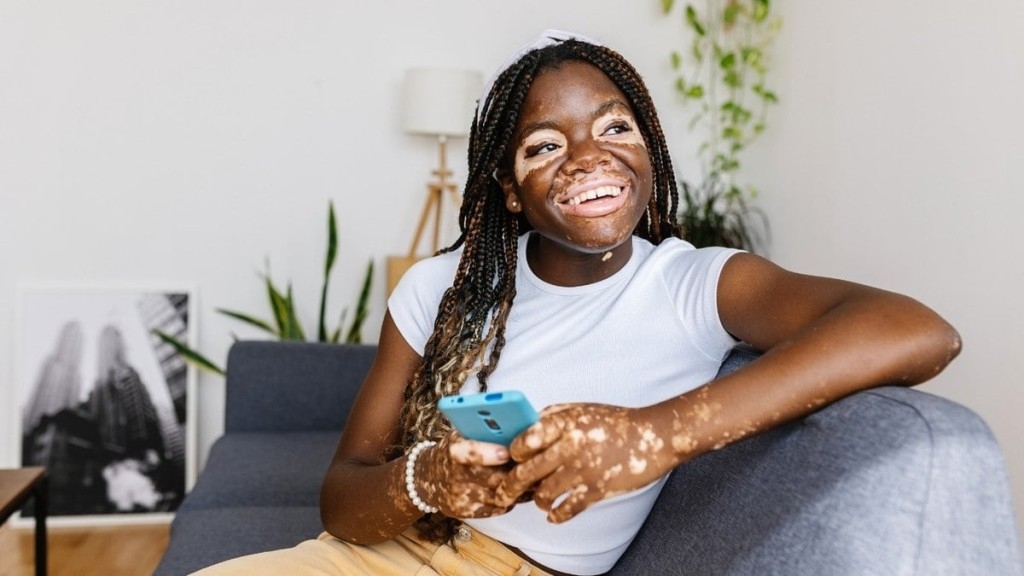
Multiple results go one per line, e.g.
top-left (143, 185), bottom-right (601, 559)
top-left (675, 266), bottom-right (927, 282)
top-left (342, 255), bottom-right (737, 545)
top-left (402, 68), bottom-right (483, 137)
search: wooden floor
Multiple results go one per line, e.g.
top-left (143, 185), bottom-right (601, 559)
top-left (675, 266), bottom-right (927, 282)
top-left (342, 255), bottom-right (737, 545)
top-left (0, 522), bottom-right (169, 576)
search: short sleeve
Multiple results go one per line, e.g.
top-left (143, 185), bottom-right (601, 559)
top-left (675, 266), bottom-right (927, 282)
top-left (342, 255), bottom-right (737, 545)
top-left (387, 251), bottom-right (461, 355)
top-left (656, 241), bottom-right (742, 362)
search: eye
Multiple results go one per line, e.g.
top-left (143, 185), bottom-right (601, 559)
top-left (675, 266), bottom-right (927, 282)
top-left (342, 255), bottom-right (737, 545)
top-left (525, 142), bottom-right (560, 158)
top-left (602, 120), bottom-right (634, 136)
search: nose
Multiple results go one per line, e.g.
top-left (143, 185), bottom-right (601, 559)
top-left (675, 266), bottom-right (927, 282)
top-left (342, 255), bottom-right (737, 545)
top-left (561, 136), bottom-right (611, 175)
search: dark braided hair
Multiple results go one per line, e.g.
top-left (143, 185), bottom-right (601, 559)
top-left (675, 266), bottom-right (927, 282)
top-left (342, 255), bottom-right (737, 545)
top-left (393, 38), bottom-right (683, 542)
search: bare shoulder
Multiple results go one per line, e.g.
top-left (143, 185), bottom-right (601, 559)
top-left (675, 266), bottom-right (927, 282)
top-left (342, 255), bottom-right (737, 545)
top-left (717, 253), bottom-right (956, 354)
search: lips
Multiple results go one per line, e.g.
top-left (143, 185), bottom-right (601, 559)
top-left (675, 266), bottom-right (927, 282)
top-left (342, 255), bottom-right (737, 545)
top-left (558, 181), bottom-right (631, 218)
top-left (565, 185), bottom-right (622, 206)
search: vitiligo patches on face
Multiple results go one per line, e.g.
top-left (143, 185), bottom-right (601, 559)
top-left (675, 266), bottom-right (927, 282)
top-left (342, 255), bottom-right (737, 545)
top-left (514, 129), bottom-right (566, 183)
top-left (512, 107), bottom-right (646, 185)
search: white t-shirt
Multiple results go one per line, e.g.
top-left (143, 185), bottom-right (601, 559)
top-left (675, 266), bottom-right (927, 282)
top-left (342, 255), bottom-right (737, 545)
top-left (389, 232), bottom-right (739, 575)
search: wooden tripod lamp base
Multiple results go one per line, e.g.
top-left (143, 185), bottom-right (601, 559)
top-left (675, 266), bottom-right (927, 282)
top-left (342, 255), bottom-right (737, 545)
top-left (387, 137), bottom-right (462, 294)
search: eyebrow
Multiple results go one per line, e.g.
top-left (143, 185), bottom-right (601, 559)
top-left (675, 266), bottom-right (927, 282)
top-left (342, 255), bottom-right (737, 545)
top-left (517, 99), bottom-right (634, 143)
top-left (593, 99), bottom-right (633, 119)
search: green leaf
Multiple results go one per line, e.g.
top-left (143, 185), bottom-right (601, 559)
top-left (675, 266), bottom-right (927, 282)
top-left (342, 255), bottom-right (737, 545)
top-left (685, 84), bottom-right (704, 99)
top-left (753, 0), bottom-right (770, 22)
top-left (675, 76), bottom-right (687, 94)
top-left (216, 308), bottom-right (277, 335)
top-left (719, 52), bottom-right (736, 70)
top-left (722, 125), bottom-right (743, 140)
top-left (152, 330), bottom-right (225, 376)
top-left (345, 259), bottom-right (375, 344)
top-left (284, 283), bottom-right (306, 340)
top-left (691, 39), bottom-right (703, 61)
top-left (742, 47), bottom-right (763, 67)
top-left (723, 70), bottom-right (742, 88)
top-left (685, 4), bottom-right (706, 36)
top-left (733, 104), bottom-right (752, 124)
top-left (723, 2), bottom-right (741, 26)
top-left (334, 309), bottom-right (349, 344)
top-left (318, 201), bottom-right (338, 341)
top-left (670, 50), bottom-right (682, 70)
top-left (661, 0), bottom-right (675, 15)
top-left (265, 273), bottom-right (291, 338)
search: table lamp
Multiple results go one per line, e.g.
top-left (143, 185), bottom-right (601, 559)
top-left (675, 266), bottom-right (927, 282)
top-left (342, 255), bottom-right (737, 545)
top-left (387, 67), bottom-right (482, 293)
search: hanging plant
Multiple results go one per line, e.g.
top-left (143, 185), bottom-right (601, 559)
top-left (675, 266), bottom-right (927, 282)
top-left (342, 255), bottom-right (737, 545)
top-left (661, 0), bottom-right (780, 251)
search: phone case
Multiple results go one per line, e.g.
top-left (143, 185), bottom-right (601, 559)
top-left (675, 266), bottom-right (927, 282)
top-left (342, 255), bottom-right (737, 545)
top-left (438, 391), bottom-right (539, 446)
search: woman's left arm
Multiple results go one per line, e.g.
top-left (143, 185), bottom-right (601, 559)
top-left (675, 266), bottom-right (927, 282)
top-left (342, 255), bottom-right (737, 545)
top-left (715, 252), bottom-right (961, 392)
top-left (498, 253), bottom-right (961, 522)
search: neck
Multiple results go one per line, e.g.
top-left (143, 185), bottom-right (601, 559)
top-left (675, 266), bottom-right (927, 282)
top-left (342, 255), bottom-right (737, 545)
top-left (525, 233), bottom-right (634, 287)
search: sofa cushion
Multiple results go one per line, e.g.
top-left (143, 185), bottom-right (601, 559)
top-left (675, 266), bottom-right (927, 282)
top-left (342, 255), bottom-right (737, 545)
top-left (181, 431), bottom-right (340, 511)
top-left (154, 506), bottom-right (323, 575)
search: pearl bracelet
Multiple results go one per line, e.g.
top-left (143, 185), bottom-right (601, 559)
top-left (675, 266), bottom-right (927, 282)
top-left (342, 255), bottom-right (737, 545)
top-left (405, 440), bottom-right (438, 515)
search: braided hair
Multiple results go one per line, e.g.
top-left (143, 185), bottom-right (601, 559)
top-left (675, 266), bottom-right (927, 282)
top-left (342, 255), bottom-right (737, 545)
top-left (394, 39), bottom-right (683, 541)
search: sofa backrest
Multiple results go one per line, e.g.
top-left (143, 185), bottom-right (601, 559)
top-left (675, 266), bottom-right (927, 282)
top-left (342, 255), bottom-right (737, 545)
top-left (225, 341), bottom-right (376, 433)
top-left (222, 341), bottom-right (762, 434)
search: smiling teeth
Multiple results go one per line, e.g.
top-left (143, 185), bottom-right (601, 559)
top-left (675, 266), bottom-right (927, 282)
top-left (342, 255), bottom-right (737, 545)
top-left (568, 185), bottom-right (622, 205)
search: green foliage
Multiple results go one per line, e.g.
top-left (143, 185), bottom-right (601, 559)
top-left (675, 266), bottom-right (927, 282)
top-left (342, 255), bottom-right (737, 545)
top-left (155, 201), bottom-right (374, 374)
top-left (666, 0), bottom-right (780, 197)
top-left (679, 177), bottom-right (768, 251)
top-left (662, 0), bottom-right (780, 252)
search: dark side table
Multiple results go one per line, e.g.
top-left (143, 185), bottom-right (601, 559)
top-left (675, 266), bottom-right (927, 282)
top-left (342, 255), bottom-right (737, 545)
top-left (0, 467), bottom-right (47, 576)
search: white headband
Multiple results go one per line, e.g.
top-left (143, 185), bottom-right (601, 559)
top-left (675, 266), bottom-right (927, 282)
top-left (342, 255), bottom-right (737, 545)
top-left (477, 29), bottom-right (602, 125)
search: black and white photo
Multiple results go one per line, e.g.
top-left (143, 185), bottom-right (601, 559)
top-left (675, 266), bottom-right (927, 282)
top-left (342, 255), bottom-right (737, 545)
top-left (17, 287), bottom-right (195, 523)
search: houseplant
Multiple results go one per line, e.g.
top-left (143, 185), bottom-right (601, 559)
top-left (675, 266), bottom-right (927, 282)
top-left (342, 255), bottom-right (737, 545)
top-left (155, 201), bottom-right (373, 375)
top-left (661, 0), bottom-right (780, 252)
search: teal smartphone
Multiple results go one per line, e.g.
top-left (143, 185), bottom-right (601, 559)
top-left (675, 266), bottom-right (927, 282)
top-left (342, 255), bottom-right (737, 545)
top-left (438, 391), bottom-right (539, 446)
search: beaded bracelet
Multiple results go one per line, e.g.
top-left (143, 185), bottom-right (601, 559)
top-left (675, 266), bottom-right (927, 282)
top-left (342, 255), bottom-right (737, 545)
top-left (405, 440), bottom-right (439, 514)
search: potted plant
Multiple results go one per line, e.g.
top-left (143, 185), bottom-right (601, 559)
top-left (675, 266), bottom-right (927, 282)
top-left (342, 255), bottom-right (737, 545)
top-left (661, 0), bottom-right (780, 252)
top-left (155, 201), bottom-right (374, 375)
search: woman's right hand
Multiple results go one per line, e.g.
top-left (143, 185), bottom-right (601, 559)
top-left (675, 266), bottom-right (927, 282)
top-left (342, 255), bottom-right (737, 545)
top-left (414, 434), bottom-right (518, 519)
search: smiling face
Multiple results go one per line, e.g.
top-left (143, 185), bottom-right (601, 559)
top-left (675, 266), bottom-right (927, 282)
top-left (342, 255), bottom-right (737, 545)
top-left (499, 60), bottom-right (653, 276)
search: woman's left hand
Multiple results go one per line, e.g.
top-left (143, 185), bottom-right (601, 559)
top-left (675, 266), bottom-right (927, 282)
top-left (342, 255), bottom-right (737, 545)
top-left (496, 403), bottom-right (675, 523)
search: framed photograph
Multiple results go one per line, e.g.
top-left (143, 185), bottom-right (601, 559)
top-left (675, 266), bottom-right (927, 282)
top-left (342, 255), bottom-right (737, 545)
top-left (15, 286), bottom-right (197, 526)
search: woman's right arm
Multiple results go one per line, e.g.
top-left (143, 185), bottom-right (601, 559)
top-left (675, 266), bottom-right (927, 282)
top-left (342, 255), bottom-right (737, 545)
top-left (319, 310), bottom-right (513, 545)
top-left (319, 310), bottom-right (428, 544)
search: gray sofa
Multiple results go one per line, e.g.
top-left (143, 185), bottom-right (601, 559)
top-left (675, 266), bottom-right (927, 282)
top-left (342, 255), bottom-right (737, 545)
top-left (154, 341), bottom-right (1023, 575)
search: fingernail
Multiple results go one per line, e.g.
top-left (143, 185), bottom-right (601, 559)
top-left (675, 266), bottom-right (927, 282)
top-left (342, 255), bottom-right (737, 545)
top-left (495, 447), bottom-right (509, 460)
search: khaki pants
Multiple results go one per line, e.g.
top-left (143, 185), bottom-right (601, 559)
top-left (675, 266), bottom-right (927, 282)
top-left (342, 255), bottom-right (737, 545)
top-left (192, 524), bottom-right (552, 576)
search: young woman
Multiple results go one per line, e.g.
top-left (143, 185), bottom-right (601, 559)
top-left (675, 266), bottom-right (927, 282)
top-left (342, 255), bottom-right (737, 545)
top-left (199, 30), bottom-right (960, 576)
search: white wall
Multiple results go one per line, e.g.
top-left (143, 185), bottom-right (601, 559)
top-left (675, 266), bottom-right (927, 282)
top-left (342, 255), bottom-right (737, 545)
top-left (747, 1), bottom-right (1024, 540)
top-left (2, 0), bottom-right (1021, 540)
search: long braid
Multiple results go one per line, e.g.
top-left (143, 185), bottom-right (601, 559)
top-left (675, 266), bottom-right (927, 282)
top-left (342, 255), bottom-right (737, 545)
top-left (393, 39), bottom-right (683, 543)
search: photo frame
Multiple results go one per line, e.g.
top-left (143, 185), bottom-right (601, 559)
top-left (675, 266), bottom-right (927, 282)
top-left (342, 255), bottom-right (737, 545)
top-left (14, 285), bottom-right (198, 526)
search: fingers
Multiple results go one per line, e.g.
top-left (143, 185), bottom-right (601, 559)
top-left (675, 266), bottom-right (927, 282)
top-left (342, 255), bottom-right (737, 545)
top-left (546, 484), bottom-right (598, 523)
top-left (496, 443), bottom-right (563, 505)
top-left (449, 439), bottom-right (510, 466)
top-left (509, 414), bottom-right (567, 461)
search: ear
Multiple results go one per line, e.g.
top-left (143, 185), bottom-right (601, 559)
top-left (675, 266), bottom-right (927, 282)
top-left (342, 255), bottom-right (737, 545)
top-left (496, 169), bottom-right (523, 214)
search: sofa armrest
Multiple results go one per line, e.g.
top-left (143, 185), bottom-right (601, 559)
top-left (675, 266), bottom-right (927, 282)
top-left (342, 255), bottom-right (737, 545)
top-left (224, 341), bottom-right (376, 433)
top-left (615, 385), bottom-right (1024, 574)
